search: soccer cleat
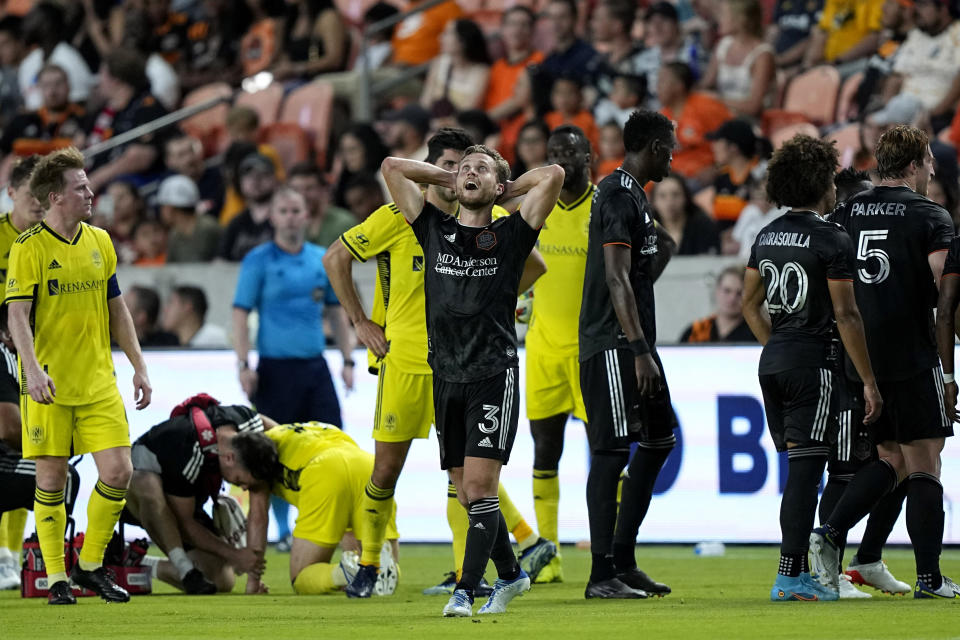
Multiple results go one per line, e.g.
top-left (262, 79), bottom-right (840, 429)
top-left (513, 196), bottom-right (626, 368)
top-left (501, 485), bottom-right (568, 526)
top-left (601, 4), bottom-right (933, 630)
top-left (475, 577), bottom-right (494, 598)
top-left (518, 538), bottom-right (557, 582)
top-left (423, 571), bottom-right (457, 595)
top-left (535, 553), bottom-right (564, 584)
top-left (809, 529), bottom-right (840, 592)
top-left (182, 568), bottom-right (218, 595)
top-left (373, 543), bottom-right (399, 596)
top-left (616, 566), bottom-right (671, 596)
top-left (345, 563), bottom-right (378, 598)
top-left (47, 580), bottom-right (77, 605)
top-left (339, 550), bottom-right (360, 588)
top-left (770, 573), bottom-right (838, 601)
top-left (70, 565), bottom-right (130, 603)
top-left (585, 577), bottom-right (648, 599)
top-left (478, 569), bottom-right (531, 614)
top-left (0, 559), bottom-right (21, 590)
top-left (914, 575), bottom-right (960, 599)
top-left (275, 534), bottom-right (293, 553)
top-left (442, 588), bottom-right (474, 617)
top-left (845, 559), bottom-right (910, 595)
top-left (838, 574), bottom-right (871, 599)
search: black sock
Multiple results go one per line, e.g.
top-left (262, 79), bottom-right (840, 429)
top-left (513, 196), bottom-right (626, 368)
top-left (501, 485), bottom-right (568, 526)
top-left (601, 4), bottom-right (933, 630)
top-left (855, 480), bottom-right (907, 565)
top-left (780, 450), bottom-right (827, 568)
top-left (907, 473), bottom-right (944, 589)
top-left (457, 497), bottom-right (500, 594)
top-left (819, 476), bottom-right (849, 571)
top-left (612, 444), bottom-right (673, 572)
top-left (489, 511), bottom-right (521, 581)
top-left (825, 459), bottom-right (897, 535)
top-left (779, 553), bottom-right (804, 578)
top-left (586, 451), bottom-right (628, 582)
top-left (800, 553), bottom-right (809, 574)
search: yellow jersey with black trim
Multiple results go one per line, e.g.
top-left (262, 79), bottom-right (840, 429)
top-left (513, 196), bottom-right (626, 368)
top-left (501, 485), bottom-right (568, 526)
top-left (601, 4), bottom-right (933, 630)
top-left (0, 213), bottom-right (27, 283)
top-left (526, 185), bottom-right (594, 357)
top-left (265, 421), bottom-right (358, 503)
top-left (340, 202), bottom-right (510, 375)
top-left (5, 221), bottom-right (120, 404)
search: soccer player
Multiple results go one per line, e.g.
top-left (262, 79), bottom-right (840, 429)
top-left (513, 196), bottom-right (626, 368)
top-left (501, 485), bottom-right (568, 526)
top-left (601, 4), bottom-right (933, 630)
top-left (5, 147), bottom-right (152, 604)
top-left (0, 154), bottom-right (45, 590)
top-left (812, 125), bottom-right (959, 599)
top-left (742, 134), bottom-right (881, 602)
top-left (577, 110), bottom-right (678, 600)
top-left (525, 125), bottom-right (593, 583)
top-left (381, 145), bottom-right (564, 616)
top-left (219, 422), bottom-right (400, 596)
top-left (123, 398), bottom-right (269, 594)
top-left (324, 128), bottom-right (555, 598)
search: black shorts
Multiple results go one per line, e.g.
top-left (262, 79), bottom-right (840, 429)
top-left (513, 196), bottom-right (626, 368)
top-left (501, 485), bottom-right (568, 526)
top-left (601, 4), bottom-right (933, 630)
top-left (827, 378), bottom-right (877, 479)
top-left (580, 348), bottom-right (678, 453)
top-left (255, 356), bottom-right (342, 426)
top-left (759, 367), bottom-right (837, 453)
top-left (0, 451), bottom-right (78, 514)
top-left (433, 368), bottom-right (520, 470)
top-left (872, 366), bottom-right (953, 444)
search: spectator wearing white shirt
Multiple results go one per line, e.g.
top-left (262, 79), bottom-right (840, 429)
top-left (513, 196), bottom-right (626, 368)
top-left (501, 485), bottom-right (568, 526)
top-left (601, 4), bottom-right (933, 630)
top-left (161, 286), bottom-right (230, 348)
top-left (18, 3), bottom-right (95, 111)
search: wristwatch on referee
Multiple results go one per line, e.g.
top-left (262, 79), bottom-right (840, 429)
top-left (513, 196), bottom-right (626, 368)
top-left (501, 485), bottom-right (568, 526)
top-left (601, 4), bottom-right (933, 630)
top-left (343, 358), bottom-right (355, 368)
top-left (237, 359), bottom-right (249, 372)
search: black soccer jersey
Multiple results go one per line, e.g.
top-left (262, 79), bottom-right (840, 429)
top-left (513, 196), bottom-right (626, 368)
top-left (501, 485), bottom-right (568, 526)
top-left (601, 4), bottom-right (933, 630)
top-left (579, 169), bottom-right (659, 361)
top-left (411, 203), bottom-right (540, 383)
top-left (0, 342), bottom-right (18, 404)
top-left (830, 186), bottom-right (954, 381)
top-left (135, 415), bottom-right (216, 499)
top-left (943, 235), bottom-right (960, 278)
top-left (748, 210), bottom-right (854, 375)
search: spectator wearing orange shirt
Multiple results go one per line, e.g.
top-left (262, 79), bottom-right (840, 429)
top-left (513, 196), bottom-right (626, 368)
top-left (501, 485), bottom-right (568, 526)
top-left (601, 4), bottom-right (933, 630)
top-left (485, 7), bottom-right (543, 165)
top-left (240, 0), bottom-right (287, 78)
top-left (658, 61), bottom-right (732, 187)
top-left (706, 118), bottom-right (760, 231)
top-left (545, 76), bottom-right (600, 156)
top-left (391, 0), bottom-right (463, 66)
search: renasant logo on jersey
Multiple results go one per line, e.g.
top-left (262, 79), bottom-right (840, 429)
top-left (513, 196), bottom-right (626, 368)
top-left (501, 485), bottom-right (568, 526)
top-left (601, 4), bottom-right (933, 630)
top-left (434, 252), bottom-right (499, 277)
top-left (47, 278), bottom-right (106, 296)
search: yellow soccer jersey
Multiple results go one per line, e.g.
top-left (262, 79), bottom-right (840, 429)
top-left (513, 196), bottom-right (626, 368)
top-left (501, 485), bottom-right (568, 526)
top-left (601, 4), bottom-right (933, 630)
top-left (340, 202), bottom-right (510, 374)
top-left (526, 185), bottom-right (595, 357)
top-left (0, 213), bottom-right (28, 282)
top-left (265, 421), bottom-right (359, 503)
top-left (5, 222), bottom-right (119, 404)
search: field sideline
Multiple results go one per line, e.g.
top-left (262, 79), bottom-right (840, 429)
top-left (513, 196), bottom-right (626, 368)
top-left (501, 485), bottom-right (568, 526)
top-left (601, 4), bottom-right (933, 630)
top-left (0, 545), bottom-right (956, 639)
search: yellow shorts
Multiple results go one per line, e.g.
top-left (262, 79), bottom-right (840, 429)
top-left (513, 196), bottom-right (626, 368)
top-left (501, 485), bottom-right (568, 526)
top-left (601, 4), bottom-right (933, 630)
top-left (525, 349), bottom-right (587, 422)
top-left (293, 447), bottom-right (399, 547)
top-left (373, 362), bottom-right (433, 442)
top-left (21, 388), bottom-right (129, 459)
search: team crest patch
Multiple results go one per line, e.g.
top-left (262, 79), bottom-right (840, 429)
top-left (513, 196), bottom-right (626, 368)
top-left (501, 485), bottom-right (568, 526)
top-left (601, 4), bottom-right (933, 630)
top-left (476, 230), bottom-right (497, 251)
top-left (385, 413), bottom-right (397, 431)
top-left (28, 424), bottom-right (44, 444)
top-left (91, 250), bottom-right (103, 267)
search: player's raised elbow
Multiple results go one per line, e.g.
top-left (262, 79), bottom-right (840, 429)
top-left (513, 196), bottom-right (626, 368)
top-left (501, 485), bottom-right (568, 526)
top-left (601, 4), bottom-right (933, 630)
top-left (380, 156), bottom-right (402, 177)
top-left (544, 164), bottom-right (565, 189)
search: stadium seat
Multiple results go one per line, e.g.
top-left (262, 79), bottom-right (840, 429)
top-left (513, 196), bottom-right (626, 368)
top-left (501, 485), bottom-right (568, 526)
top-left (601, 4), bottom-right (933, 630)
top-left (770, 122), bottom-right (820, 150)
top-left (835, 71), bottom-right (863, 123)
top-left (826, 123), bottom-right (862, 167)
top-left (180, 82), bottom-right (234, 156)
top-left (235, 82), bottom-right (285, 128)
top-left (782, 66), bottom-right (840, 126)
top-left (278, 81), bottom-right (335, 168)
top-left (262, 123), bottom-right (313, 172)
top-left (761, 109), bottom-right (811, 138)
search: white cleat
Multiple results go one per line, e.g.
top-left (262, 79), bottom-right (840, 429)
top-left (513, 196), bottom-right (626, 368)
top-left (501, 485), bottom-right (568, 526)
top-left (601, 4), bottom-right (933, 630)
top-left (0, 559), bottom-right (20, 590)
top-left (442, 588), bottom-right (474, 617)
top-left (809, 529), bottom-right (840, 592)
top-left (478, 570), bottom-right (531, 614)
top-left (845, 559), bottom-right (910, 595)
top-left (373, 543), bottom-right (399, 596)
top-left (839, 573), bottom-right (871, 599)
top-left (338, 550), bottom-right (359, 587)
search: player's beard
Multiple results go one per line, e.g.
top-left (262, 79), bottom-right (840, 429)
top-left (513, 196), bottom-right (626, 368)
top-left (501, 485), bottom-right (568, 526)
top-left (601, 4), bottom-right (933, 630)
top-left (433, 185), bottom-right (458, 204)
top-left (456, 184), bottom-right (497, 209)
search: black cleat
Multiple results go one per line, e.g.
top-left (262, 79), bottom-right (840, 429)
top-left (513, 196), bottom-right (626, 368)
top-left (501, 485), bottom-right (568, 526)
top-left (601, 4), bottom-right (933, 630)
top-left (617, 567), bottom-right (671, 596)
top-left (182, 568), bottom-right (218, 595)
top-left (345, 563), bottom-right (378, 598)
top-left (70, 565), bottom-right (130, 602)
top-left (476, 577), bottom-right (494, 598)
top-left (47, 580), bottom-right (77, 605)
top-left (585, 577), bottom-right (648, 599)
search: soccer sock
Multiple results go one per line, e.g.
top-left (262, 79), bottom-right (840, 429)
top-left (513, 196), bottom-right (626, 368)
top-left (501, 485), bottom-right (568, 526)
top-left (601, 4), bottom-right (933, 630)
top-left (4, 508), bottom-right (28, 555)
top-left (855, 480), bottom-right (907, 566)
top-left (167, 547), bottom-right (194, 579)
top-left (818, 476), bottom-right (850, 571)
top-left (141, 555), bottom-right (160, 578)
top-left (533, 469), bottom-right (560, 546)
top-left (825, 459), bottom-right (897, 535)
top-left (489, 511), bottom-right (521, 581)
top-left (359, 479), bottom-right (394, 566)
top-left (270, 495), bottom-right (292, 539)
top-left (446, 482), bottom-right (468, 579)
top-left (78, 479), bottom-right (127, 570)
top-left (0, 512), bottom-right (9, 550)
top-left (906, 472), bottom-right (944, 589)
top-left (292, 562), bottom-right (340, 594)
top-left (497, 483), bottom-right (535, 548)
top-left (586, 451), bottom-right (628, 582)
top-left (779, 450), bottom-right (827, 574)
top-left (457, 497), bottom-right (500, 595)
top-left (34, 487), bottom-right (67, 585)
top-left (613, 445), bottom-right (673, 571)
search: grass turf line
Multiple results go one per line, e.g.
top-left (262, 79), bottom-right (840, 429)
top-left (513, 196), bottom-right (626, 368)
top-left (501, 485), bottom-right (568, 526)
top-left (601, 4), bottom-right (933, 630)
top-left (1, 545), bottom-right (956, 639)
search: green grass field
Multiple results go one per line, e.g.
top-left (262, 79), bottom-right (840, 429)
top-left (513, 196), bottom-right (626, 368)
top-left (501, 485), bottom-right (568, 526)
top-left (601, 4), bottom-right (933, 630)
top-left (1, 545), bottom-right (957, 639)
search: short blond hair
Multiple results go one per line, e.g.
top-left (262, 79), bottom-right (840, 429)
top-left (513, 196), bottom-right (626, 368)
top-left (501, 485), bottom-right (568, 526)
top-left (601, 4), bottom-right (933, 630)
top-left (30, 147), bottom-right (85, 210)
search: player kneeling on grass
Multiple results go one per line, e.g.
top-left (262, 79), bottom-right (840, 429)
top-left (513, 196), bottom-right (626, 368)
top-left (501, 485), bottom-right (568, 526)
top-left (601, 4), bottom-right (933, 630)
top-left (219, 422), bottom-right (400, 595)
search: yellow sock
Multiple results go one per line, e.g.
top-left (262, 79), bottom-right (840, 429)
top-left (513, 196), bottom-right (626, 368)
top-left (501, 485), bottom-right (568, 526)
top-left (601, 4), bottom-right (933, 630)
top-left (359, 480), bottom-right (394, 566)
top-left (78, 480), bottom-right (126, 570)
top-left (533, 469), bottom-right (560, 544)
top-left (0, 511), bottom-right (9, 548)
top-left (293, 562), bottom-right (341, 594)
top-left (498, 483), bottom-right (537, 548)
top-left (446, 482), bottom-right (468, 580)
top-left (5, 509), bottom-right (28, 554)
top-left (34, 487), bottom-right (67, 584)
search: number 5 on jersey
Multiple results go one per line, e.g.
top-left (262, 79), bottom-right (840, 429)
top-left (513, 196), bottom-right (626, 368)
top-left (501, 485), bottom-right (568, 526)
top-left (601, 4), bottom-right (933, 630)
top-left (857, 230), bottom-right (890, 284)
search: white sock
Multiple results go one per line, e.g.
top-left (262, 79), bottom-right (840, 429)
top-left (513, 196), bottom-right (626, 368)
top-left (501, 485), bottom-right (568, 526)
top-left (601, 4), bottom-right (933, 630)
top-left (141, 555), bottom-right (160, 578)
top-left (332, 564), bottom-right (348, 587)
top-left (167, 547), bottom-right (194, 579)
top-left (0, 547), bottom-right (12, 564)
top-left (517, 532), bottom-right (539, 551)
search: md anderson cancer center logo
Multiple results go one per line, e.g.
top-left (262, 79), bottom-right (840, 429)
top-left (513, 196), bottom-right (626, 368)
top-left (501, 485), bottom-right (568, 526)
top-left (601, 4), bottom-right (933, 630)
top-left (434, 252), bottom-right (499, 277)
top-left (47, 278), bottom-right (106, 296)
